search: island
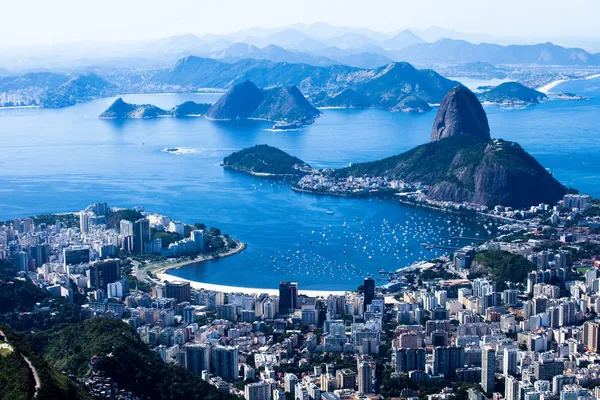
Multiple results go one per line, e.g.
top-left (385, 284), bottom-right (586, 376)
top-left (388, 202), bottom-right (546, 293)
top-left (392, 94), bottom-right (431, 113)
top-left (227, 86), bottom-right (567, 209)
top-left (222, 144), bottom-right (313, 177)
top-left (478, 81), bottom-right (547, 106)
top-left (99, 98), bottom-right (212, 119)
top-left (99, 98), bottom-right (170, 119)
top-left (205, 81), bottom-right (321, 128)
top-left (556, 92), bottom-right (588, 100)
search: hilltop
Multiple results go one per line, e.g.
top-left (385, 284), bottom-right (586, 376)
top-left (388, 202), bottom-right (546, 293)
top-left (330, 87), bottom-right (566, 208)
top-left (223, 144), bottom-right (312, 177)
top-left (205, 81), bottom-right (320, 126)
top-left (479, 82), bottom-right (547, 105)
top-left (99, 98), bottom-right (211, 119)
top-left (99, 98), bottom-right (169, 119)
top-left (155, 57), bottom-right (459, 108)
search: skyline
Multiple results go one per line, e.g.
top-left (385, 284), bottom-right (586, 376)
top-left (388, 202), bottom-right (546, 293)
top-left (1, 0), bottom-right (600, 47)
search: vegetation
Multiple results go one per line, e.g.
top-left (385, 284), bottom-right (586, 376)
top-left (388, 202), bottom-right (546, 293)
top-left (32, 213), bottom-right (78, 228)
top-left (0, 350), bottom-right (34, 400)
top-left (106, 209), bottom-right (144, 230)
top-left (223, 144), bottom-right (311, 176)
top-left (1, 326), bottom-right (92, 400)
top-left (43, 318), bottom-right (236, 400)
top-left (479, 82), bottom-right (547, 104)
top-left (474, 250), bottom-right (536, 290)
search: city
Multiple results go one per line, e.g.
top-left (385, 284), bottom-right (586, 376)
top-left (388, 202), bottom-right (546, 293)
top-left (0, 192), bottom-right (599, 400)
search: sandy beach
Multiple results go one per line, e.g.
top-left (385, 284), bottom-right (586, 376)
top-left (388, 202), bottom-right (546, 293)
top-left (155, 271), bottom-right (349, 297)
top-left (537, 79), bottom-right (568, 94)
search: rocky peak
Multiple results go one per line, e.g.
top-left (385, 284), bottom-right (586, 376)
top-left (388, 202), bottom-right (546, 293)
top-left (430, 86), bottom-right (490, 142)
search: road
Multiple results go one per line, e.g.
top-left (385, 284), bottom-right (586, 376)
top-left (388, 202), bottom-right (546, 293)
top-left (0, 329), bottom-right (41, 398)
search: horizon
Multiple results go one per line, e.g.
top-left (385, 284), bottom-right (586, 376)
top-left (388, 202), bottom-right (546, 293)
top-left (1, 0), bottom-right (600, 47)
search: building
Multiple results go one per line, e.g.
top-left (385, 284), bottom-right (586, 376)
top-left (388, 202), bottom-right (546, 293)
top-left (185, 343), bottom-right (211, 375)
top-left (89, 259), bottom-right (121, 290)
top-left (245, 381), bottom-right (271, 400)
top-left (63, 246), bottom-right (90, 266)
top-left (533, 353), bottom-right (564, 381)
top-left (357, 356), bottom-right (375, 394)
top-left (433, 346), bottom-right (465, 379)
top-left (481, 346), bottom-right (496, 393)
top-left (212, 345), bottom-right (239, 381)
top-left (504, 347), bottom-right (518, 376)
top-left (279, 282), bottom-right (298, 314)
top-left (165, 281), bottom-right (191, 303)
top-left (335, 369), bottom-right (356, 390)
top-left (133, 218), bottom-right (150, 254)
top-left (191, 230), bottom-right (205, 252)
top-left (583, 321), bottom-right (600, 353)
top-left (284, 373), bottom-right (298, 395)
top-left (393, 347), bottom-right (426, 373)
top-left (363, 277), bottom-right (375, 311)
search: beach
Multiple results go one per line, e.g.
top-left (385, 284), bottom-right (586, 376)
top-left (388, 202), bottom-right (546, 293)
top-left (537, 79), bottom-right (569, 94)
top-left (155, 271), bottom-right (349, 297)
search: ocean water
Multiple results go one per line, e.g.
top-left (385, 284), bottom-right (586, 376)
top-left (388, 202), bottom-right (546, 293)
top-left (0, 78), bottom-right (598, 290)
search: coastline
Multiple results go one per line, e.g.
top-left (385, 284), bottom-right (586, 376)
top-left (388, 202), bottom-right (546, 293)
top-left (156, 271), bottom-right (349, 297)
top-left (538, 73), bottom-right (600, 94)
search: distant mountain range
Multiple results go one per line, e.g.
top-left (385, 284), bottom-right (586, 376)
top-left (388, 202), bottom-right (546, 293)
top-left (393, 39), bottom-right (600, 66)
top-left (155, 57), bottom-right (458, 106)
top-left (2, 22), bottom-right (598, 71)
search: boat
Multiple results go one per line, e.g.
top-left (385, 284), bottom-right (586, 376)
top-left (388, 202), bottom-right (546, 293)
top-left (326, 211), bottom-right (334, 215)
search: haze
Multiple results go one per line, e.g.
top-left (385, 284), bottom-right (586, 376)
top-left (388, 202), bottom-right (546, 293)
top-left (2, 0), bottom-right (599, 47)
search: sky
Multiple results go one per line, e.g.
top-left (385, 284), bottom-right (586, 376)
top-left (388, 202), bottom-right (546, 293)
top-left (1, 0), bottom-right (599, 46)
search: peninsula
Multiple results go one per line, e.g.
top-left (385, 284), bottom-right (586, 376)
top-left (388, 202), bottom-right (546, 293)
top-left (225, 86), bottom-right (567, 209)
top-left (478, 81), bottom-right (547, 106)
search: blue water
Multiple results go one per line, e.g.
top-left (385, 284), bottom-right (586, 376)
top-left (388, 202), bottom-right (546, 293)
top-left (0, 78), bottom-right (599, 290)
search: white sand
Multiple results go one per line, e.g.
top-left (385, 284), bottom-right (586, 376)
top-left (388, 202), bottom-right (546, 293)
top-left (156, 272), bottom-right (349, 297)
top-left (537, 79), bottom-right (568, 94)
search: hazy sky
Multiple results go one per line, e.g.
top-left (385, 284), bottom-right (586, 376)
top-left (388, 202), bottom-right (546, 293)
top-left (2, 0), bottom-right (599, 46)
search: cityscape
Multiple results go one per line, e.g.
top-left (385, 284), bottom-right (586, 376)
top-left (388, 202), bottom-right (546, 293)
top-left (1, 1), bottom-right (600, 400)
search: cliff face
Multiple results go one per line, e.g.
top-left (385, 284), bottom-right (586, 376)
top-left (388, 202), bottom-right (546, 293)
top-left (426, 139), bottom-right (566, 208)
top-left (205, 81), bottom-right (264, 120)
top-left (206, 81), bottom-right (320, 125)
top-left (332, 86), bottom-right (566, 208)
top-left (430, 86), bottom-right (490, 142)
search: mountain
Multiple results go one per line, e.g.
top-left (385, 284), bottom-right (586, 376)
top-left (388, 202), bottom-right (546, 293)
top-left (223, 144), bottom-right (312, 176)
top-left (212, 43), bottom-right (335, 66)
top-left (43, 318), bottom-right (237, 400)
top-left (333, 52), bottom-right (395, 69)
top-left (323, 32), bottom-right (379, 49)
top-left (395, 39), bottom-right (600, 65)
top-left (170, 101), bottom-right (211, 117)
top-left (0, 327), bottom-right (92, 400)
top-left (431, 86), bottom-right (490, 142)
top-left (0, 72), bottom-right (69, 91)
top-left (43, 73), bottom-right (114, 108)
top-left (331, 87), bottom-right (566, 208)
top-left (393, 95), bottom-right (431, 113)
top-left (319, 89), bottom-right (371, 108)
top-left (349, 62), bottom-right (458, 106)
top-left (479, 82), bottom-right (547, 105)
top-left (155, 57), bottom-right (458, 108)
top-left (382, 30), bottom-right (425, 50)
top-left (99, 98), bottom-right (211, 118)
top-left (99, 98), bottom-right (169, 119)
top-left (205, 81), bottom-right (320, 126)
